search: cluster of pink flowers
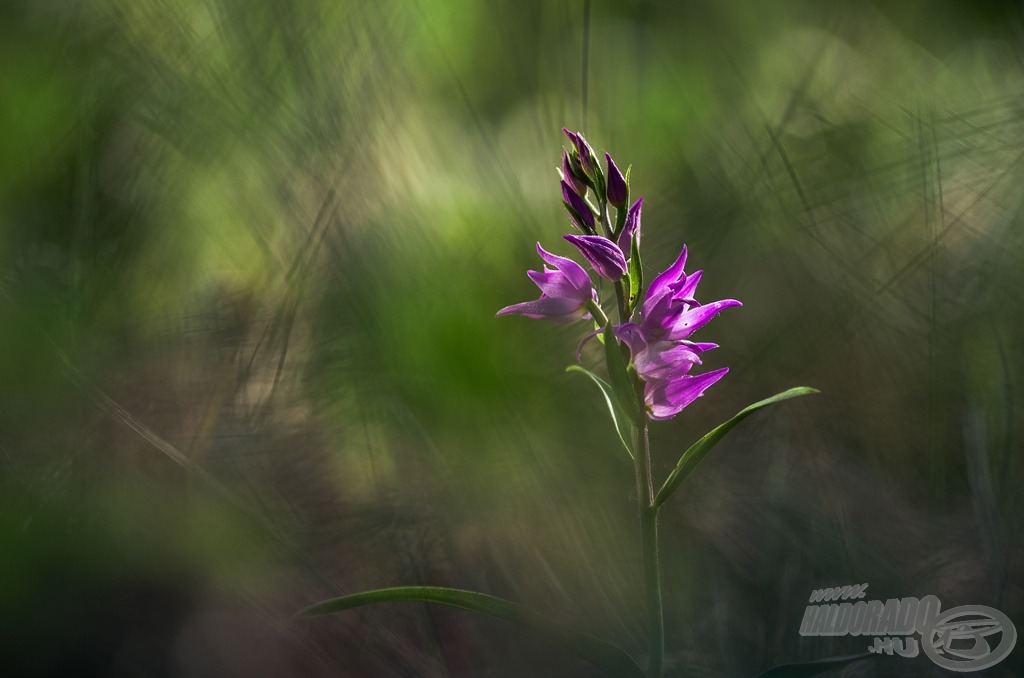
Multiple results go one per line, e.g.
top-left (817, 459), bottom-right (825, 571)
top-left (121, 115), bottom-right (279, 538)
top-left (498, 129), bottom-right (740, 421)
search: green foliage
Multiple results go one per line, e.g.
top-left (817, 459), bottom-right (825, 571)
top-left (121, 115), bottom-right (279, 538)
top-left (602, 323), bottom-right (642, 424)
top-left (566, 365), bottom-right (634, 460)
top-left (627, 235), bottom-right (643, 314)
top-left (655, 387), bottom-right (819, 508)
top-left (298, 586), bottom-right (645, 678)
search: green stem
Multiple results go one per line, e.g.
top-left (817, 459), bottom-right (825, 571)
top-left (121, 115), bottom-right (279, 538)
top-left (633, 418), bottom-right (662, 677)
top-left (613, 274), bottom-right (663, 678)
top-left (585, 299), bottom-right (609, 327)
top-left (613, 283), bottom-right (630, 328)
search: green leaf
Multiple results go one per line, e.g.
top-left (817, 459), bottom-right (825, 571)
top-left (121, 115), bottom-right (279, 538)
top-left (602, 323), bottom-right (641, 423)
top-left (654, 387), bottom-right (819, 508)
top-left (627, 234), bottom-right (643, 313)
top-left (566, 365), bottom-right (633, 460)
top-left (297, 586), bottom-right (645, 678)
top-left (754, 652), bottom-right (872, 677)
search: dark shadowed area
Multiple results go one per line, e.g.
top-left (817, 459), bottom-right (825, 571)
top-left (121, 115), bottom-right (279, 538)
top-left (1, 1), bottom-right (1022, 676)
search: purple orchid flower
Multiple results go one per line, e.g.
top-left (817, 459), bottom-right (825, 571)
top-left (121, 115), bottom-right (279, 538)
top-left (645, 367), bottom-right (730, 421)
top-left (635, 246), bottom-right (741, 342)
top-left (496, 243), bottom-right (596, 323)
top-left (562, 180), bottom-right (595, 232)
top-left (605, 153), bottom-right (628, 207)
top-left (631, 341), bottom-right (703, 381)
top-left (605, 245), bottom-right (740, 420)
top-left (564, 234), bottom-right (627, 280)
top-left (617, 198), bottom-right (642, 253)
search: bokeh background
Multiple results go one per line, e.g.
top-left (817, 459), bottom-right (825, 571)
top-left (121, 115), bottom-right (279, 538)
top-left (2, 1), bottom-right (1022, 676)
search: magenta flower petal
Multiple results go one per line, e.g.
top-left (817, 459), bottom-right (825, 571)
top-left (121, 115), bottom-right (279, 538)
top-left (497, 243), bottom-right (596, 323)
top-left (617, 198), bottom-right (642, 253)
top-left (643, 245), bottom-right (688, 317)
top-left (633, 342), bottom-right (702, 381)
top-left (638, 292), bottom-right (676, 339)
top-left (679, 339), bottom-right (719, 352)
top-left (613, 322), bottom-right (646, 354)
top-left (646, 367), bottom-right (729, 421)
top-left (561, 180), bottom-right (595, 232)
top-left (605, 153), bottom-right (627, 207)
top-left (671, 269), bottom-right (702, 306)
top-left (496, 297), bottom-right (590, 322)
top-left (535, 242), bottom-right (592, 294)
top-left (527, 268), bottom-right (583, 300)
top-left (575, 326), bottom-right (603, 361)
top-left (564, 234), bottom-right (627, 280)
top-left (663, 299), bottom-right (742, 341)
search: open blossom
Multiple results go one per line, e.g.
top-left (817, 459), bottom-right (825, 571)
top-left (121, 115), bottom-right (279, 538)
top-left (615, 246), bottom-right (741, 420)
top-left (496, 243), bottom-right (596, 323)
top-left (635, 246), bottom-right (741, 342)
top-left (645, 368), bottom-right (730, 421)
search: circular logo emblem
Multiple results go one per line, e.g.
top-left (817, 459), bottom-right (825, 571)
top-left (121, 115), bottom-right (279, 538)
top-left (922, 605), bottom-right (1017, 672)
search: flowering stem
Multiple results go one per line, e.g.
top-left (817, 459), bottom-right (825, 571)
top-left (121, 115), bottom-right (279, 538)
top-left (613, 276), bottom-right (663, 678)
top-left (584, 301), bottom-right (609, 330)
top-left (613, 283), bottom-right (630, 327)
top-left (635, 421), bottom-right (663, 678)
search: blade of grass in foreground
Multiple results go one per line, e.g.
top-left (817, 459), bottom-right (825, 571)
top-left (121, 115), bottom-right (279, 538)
top-left (755, 651), bottom-right (873, 677)
top-left (297, 586), bottom-right (645, 678)
top-left (655, 387), bottom-right (819, 508)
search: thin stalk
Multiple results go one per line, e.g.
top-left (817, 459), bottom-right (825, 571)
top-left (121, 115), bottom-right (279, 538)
top-left (614, 275), bottom-right (663, 678)
top-left (636, 422), bottom-right (662, 678)
top-left (613, 284), bottom-right (630, 329)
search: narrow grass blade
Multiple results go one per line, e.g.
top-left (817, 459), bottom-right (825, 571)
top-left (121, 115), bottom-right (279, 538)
top-left (567, 365), bottom-right (633, 460)
top-left (755, 652), bottom-right (873, 677)
top-left (297, 586), bottom-right (645, 678)
top-left (654, 387), bottom-right (819, 508)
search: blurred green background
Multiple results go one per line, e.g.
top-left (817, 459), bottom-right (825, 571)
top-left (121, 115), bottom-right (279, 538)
top-left (1, 1), bottom-right (1022, 675)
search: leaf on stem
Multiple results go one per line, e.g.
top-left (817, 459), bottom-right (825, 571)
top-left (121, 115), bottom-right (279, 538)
top-left (754, 652), bottom-right (873, 677)
top-left (627, 234), bottom-right (643, 313)
top-left (566, 365), bottom-right (634, 460)
top-left (297, 586), bottom-right (645, 678)
top-left (654, 387), bottom-right (819, 508)
top-left (602, 323), bottom-right (642, 423)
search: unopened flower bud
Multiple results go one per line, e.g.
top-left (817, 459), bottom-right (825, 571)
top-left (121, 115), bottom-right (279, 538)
top-left (561, 149), bottom-right (588, 197)
top-left (562, 128), bottom-right (600, 183)
top-left (561, 180), bottom-right (595, 232)
top-left (617, 198), bottom-right (642, 253)
top-left (564, 234), bottom-right (627, 281)
top-left (605, 153), bottom-right (628, 208)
